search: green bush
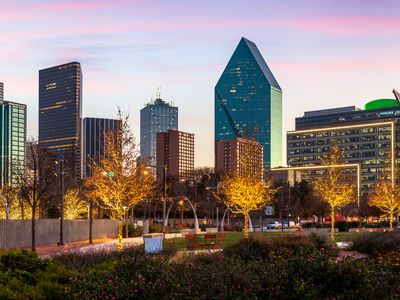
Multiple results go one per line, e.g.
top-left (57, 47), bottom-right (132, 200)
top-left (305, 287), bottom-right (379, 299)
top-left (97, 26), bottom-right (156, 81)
top-left (224, 234), bottom-right (336, 261)
top-left (352, 232), bottom-right (400, 255)
top-left (66, 245), bottom-right (400, 299)
top-left (0, 250), bottom-right (70, 299)
top-left (224, 237), bottom-right (272, 260)
top-left (128, 224), bottom-right (143, 237)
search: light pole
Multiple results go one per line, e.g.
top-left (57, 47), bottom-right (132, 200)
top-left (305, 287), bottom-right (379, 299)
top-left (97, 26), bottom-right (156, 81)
top-left (123, 205), bottom-right (128, 238)
top-left (56, 155), bottom-right (65, 246)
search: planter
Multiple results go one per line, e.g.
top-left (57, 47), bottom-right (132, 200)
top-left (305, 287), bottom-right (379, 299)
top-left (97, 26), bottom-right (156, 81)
top-left (143, 233), bottom-right (163, 254)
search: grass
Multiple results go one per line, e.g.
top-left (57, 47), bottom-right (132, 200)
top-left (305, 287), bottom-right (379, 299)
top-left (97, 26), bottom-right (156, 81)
top-left (164, 231), bottom-right (295, 250)
top-left (164, 230), bottom-right (358, 251)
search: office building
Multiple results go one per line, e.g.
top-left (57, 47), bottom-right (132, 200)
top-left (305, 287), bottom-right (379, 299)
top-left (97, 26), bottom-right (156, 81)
top-left (140, 92), bottom-right (178, 166)
top-left (156, 130), bottom-right (194, 184)
top-left (0, 101), bottom-right (26, 186)
top-left (287, 97), bottom-right (400, 195)
top-left (215, 37), bottom-right (282, 169)
top-left (215, 137), bottom-right (263, 180)
top-left (0, 82), bottom-right (3, 101)
top-left (39, 62), bottom-right (82, 179)
top-left (83, 117), bottom-right (121, 177)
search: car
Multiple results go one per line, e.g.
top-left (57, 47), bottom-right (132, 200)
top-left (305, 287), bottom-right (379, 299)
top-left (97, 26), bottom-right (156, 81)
top-left (282, 221), bottom-right (296, 228)
top-left (264, 221), bottom-right (282, 229)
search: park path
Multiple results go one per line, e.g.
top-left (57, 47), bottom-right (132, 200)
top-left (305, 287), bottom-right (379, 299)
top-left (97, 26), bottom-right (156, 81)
top-left (37, 233), bottom-right (181, 259)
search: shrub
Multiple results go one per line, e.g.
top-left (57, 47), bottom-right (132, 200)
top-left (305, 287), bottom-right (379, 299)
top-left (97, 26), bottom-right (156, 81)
top-left (224, 237), bottom-right (272, 260)
top-left (0, 250), bottom-right (69, 299)
top-left (0, 250), bottom-right (47, 273)
top-left (223, 224), bottom-right (243, 231)
top-left (351, 232), bottom-right (400, 255)
top-left (128, 224), bottom-right (143, 237)
top-left (66, 246), bottom-right (400, 299)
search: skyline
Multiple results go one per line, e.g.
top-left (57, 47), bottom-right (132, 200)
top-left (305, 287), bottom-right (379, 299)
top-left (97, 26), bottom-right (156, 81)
top-left (1, 0), bottom-right (400, 167)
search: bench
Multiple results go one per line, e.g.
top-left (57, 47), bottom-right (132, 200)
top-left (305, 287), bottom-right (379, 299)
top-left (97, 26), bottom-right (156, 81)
top-left (185, 233), bottom-right (225, 250)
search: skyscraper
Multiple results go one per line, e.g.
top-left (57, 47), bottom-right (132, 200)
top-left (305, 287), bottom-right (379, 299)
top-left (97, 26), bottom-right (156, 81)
top-left (215, 137), bottom-right (264, 180)
top-left (39, 62), bottom-right (82, 179)
top-left (83, 117), bottom-right (121, 177)
top-left (140, 92), bottom-right (178, 166)
top-left (287, 97), bottom-right (400, 196)
top-left (215, 37), bottom-right (282, 169)
top-left (156, 130), bottom-right (194, 184)
top-left (0, 100), bottom-right (26, 186)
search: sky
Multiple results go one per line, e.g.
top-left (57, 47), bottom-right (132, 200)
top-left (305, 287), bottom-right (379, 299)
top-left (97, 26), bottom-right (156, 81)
top-left (1, 0), bottom-right (400, 167)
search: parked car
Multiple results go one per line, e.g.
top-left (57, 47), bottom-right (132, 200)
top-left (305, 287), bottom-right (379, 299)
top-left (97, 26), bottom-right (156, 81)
top-left (282, 221), bottom-right (296, 228)
top-left (264, 221), bottom-right (282, 229)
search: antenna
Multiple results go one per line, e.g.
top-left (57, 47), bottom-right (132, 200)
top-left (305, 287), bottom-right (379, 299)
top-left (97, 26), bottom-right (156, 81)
top-left (156, 86), bottom-right (161, 99)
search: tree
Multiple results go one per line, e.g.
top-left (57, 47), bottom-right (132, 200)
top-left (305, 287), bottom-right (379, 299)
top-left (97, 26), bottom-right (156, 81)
top-left (312, 145), bottom-right (355, 240)
top-left (86, 114), bottom-right (154, 251)
top-left (63, 189), bottom-right (87, 220)
top-left (368, 159), bottom-right (400, 231)
top-left (18, 139), bottom-right (57, 251)
top-left (219, 173), bottom-right (276, 238)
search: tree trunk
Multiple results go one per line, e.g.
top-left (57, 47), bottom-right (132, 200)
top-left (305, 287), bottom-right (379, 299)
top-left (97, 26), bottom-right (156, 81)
top-left (31, 206), bottom-right (36, 252)
top-left (389, 211), bottom-right (393, 231)
top-left (243, 213), bottom-right (249, 238)
top-left (118, 217), bottom-right (123, 252)
top-left (21, 199), bottom-right (24, 220)
top-left (331, 206), bottom-right (335, 241)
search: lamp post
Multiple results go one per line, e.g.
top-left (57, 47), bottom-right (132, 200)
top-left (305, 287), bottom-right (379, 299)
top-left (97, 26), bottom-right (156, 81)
top-left (123, 205), bottom-right (128, 238)
top-left (56, 155), bottom-right (65, 246)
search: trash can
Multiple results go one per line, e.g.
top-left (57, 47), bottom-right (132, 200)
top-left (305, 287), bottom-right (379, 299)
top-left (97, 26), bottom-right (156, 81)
top-left (143, 233), bottom-right (163, 254)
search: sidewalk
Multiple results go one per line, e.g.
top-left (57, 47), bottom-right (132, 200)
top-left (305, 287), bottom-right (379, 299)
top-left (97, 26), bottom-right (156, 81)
top-left (37, 233), bottom-right (181, 258)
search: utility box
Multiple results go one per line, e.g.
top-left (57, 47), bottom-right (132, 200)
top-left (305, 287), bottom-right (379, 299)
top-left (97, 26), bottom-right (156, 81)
top-left (143, 233), bottom-right (163, 254)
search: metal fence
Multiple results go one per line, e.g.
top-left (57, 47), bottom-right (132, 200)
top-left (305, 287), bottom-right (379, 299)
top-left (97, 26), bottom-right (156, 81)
top-left (0, 219), bottom-right (118, 249)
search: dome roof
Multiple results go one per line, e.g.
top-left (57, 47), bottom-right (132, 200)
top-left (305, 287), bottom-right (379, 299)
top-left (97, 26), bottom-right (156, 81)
top-left (364, 98), bottom-right (398, 110)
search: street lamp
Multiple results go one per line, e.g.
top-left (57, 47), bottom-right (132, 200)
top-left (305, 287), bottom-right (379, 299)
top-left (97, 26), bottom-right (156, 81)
top-left (55, 155), bottom-right (65, 246)
top-left (123, 205), bottom-right (128, 238)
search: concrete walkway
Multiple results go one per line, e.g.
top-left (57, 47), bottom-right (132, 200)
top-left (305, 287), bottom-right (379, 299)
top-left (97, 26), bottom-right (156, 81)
top-left (39, 233), bottom-right (182, 259)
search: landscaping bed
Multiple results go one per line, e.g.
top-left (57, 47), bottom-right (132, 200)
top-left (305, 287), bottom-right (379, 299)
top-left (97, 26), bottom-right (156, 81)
top-left (1, 232), bottom-right (400, 299)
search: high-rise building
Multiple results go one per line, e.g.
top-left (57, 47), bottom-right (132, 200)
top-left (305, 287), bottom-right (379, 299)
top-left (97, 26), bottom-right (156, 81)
top-left (0, 82), bottom-right (4, 101)
top-left (215, 37), bottom-right (282, 169)
top-left (140, 93), bottom-right (178, 167)
top-left (83, 117), bottom-right (121, 177)
top-left (215, 137), bottom-right (263, 180)
top-left (156, 130), bottom-right (194, 184)
top-left (287, 97), bottom-right (400, 196)
top-left (0, 101), bottom-right (26, 186)
top-left (39, 62), bottom-right (82, 179)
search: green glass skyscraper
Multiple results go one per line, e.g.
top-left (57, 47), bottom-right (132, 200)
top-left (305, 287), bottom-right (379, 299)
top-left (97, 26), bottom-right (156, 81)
top-left (0, 101), bottom-right (26, 186)
top-left (215, 37), bottom-right (282, 169)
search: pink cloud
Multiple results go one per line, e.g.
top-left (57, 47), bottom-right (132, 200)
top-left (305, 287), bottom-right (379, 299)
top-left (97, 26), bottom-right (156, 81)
top-left (34, 1), bottom-right (112, 11)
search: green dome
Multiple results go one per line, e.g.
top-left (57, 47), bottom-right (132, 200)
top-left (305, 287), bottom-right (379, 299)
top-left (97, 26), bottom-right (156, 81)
top-left (364, 99), bottom-right (399, 110)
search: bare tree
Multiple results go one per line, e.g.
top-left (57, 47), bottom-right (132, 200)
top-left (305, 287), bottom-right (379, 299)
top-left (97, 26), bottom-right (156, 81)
top-left (18, 139), bottom-right (57, 251)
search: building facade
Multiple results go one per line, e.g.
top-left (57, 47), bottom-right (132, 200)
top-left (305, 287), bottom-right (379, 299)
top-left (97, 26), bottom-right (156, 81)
top-left (0, 82), bottom-right (3, 101)
top-left (0, 101), bottom-right (26, 186)
top-left (215, 137), bottom-right (263, 180)
top-left (39, 62), bottom-right (82, 179)
top-left (140, 97), bottom-right (178, 166)
top-left (287, 99), bottom-right (400, 196)
top-left (83, 117), bottom-right (121, 177)
top-left (215, 37), bottom-right (282, 169)
top-left (156, 130), bottom-right (194, 184)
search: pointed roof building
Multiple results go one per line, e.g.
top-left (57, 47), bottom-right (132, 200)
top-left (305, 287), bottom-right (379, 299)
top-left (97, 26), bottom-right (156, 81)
top-left (215, 37), bottom-right (282, 169)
